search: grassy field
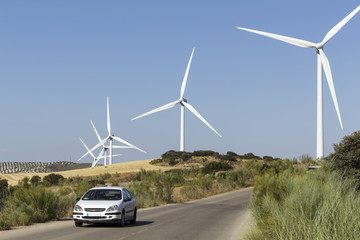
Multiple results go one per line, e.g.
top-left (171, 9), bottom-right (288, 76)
top-left (0, 159), bottom-right (182, 185)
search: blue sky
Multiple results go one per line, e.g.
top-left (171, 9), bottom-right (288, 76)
top-left (1, 0), bottom-right (360, 163)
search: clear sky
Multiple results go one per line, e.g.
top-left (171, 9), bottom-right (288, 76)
top-left (1, 0), bottom-right (360, 164)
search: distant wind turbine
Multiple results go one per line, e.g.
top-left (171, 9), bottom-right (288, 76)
top-left (79, 138), bottom-right (123, 167)
top-left (88, 120), bottom-right (132, 166)
top-left (78, 97), bottom-right (146, 165)
top-left (132, 48), bottom-right (222, 151)
top-left (237, 5), bottom-right (360, 159)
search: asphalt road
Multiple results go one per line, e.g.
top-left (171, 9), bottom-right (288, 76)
top-left (0, 188), bottom-right (253, 240)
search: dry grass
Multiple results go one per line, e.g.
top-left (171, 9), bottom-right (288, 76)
top-left (1, 159), bottom-right (183, 185)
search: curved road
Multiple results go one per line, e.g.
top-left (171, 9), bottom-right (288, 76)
top-left (0, 188), bottom-right (252, 240)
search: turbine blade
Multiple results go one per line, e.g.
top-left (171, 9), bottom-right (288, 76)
top-left (90, 120), bottom-right (102, 142)
top-left (92, 148), bottom-right (105, 167)
top-left (112, 136), bottom-right (147, 153)
top-left (99, 154), bottom-right (122, 159)
top-left (112, 145), bottom-right (133, 149)
top-left (78, 137), bottom-right (108, 162)
top-left (236, 27), bottom-right (316, 48)
top-left (97, 148), bottom-right (105, 159)
top-left (182, 101), bottom-right (222, 137)
top-left (318, 49), bottom-right (343, 129)
top-left (107, 96), bottom-right (111, 135)
top-left (80, 138), bottom-right (96, 158)
top-left (321, 5), bottom-right (360, 46)
top-left (180, 48), bottom-right (195, 99)
top-left (131, 100), bottom-right (179, 120)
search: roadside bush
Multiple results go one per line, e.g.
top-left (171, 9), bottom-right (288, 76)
top-left (328, 130), bottom-right (360, 182)
top-left (299, 154), bottom-right (316, 165)
top-left (7, 185), bottom-right (70, 223)
top-left (246, 167), bottom-right (360, 240)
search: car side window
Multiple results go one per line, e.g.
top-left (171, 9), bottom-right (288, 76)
top-left (126, 189), bottom-right (133, 199)
top-left (123, 190), bottom-right (129, 200)
top-left (124, 189), bottom-right (133, 200)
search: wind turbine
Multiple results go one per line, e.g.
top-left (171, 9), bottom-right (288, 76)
top-left (88, 120), bottom-right (132, 166)
top-left (79, 138), bottom-right (122, 167)
top-left (237, 5), bottom-right (360, 159)
top-left (78, 96), bottom-right (146, 165)
top-left (132, 48), bottom-right (222, 151)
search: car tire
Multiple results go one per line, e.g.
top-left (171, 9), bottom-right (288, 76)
top-left (119, 210), bottom-right (126, 227)
top-left (130, 208), bottom-right (137, 224)
top-left (74, 221), bottom-right (83, 227)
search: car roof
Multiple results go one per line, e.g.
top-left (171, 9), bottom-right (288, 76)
top-left (88, 187), bottom-right (125, 191)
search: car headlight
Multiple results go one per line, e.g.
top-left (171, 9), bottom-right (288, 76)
top-left (106, 205), bottom-right (118, 212)
top-left (74, 205), bottom-right (83, 212)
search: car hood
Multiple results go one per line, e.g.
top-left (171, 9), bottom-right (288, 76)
top-left (77, 200), bottom-right (121, 209)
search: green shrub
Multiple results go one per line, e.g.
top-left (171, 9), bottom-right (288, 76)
top-left (220, 154), bottom-right (237, 161)
top-left (328, 130), bottom-right (360, 182)
top-left (0, 178), bottom-right (9, 202)
top-left (192, 150), bottom-right (219, 157)
top-left (202, 161), bottom-right (233, 174)
top-left (30, 175), bottom-right (41, 185)
top-left (181, 152), bottom-right (192, 161)
top-left (169, 158), bottom-right (178, 166)
top-left (8, 185), bottom-right (70, 223)
top-left (240, 153), bottom-right (262, 160)
top-left (246, 167), bottom-right (360, 240)
top-left (43, 173), bottom-right (64, 186)
top-left (299, 154), bottom-right (316, 164)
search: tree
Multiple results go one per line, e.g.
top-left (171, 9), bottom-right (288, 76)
top-left (202, 161), bottom-right (233, 174)
top-left (43, 173), bottom-right (64, 186)
top-left (328, 130), bottom-right (360, 180)
top-left (30, 175), bottom-right (41, 185)
top-left (0, 178), bottom-right (9, 204)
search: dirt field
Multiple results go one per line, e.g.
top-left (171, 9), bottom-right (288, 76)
top-left (0, 159), bottom-right (182, 185)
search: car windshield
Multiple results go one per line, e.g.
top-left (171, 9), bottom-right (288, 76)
top-left (82, 189), bottom-right (122, 201)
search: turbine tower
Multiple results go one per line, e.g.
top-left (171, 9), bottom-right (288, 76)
top-left (132, 48), bottom-right (222, 151)
top-left (237, 5), bottom-right (360, 159)
top-left (78, 97), bottom-right (146, 165)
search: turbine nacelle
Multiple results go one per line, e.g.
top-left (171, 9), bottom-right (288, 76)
top-left (180, 98), bottom-right (188, 104)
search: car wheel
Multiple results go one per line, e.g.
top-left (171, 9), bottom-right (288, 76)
top-left (74, 221), bottom-right (83, 227)
top-left (119, 210), bottom-right (126, 227)
top-left (130, 208), bottom-right (137, 224)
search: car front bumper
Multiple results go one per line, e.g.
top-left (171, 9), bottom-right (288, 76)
top-left (73, 212), bottom-right (122, 223)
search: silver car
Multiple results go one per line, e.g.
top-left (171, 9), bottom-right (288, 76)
top-left (73, 187), bottom-right (137, 227)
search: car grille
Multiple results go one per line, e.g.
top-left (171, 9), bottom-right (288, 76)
top-left (84, 208), bottom-right (105, 212)
top-left (82, 216), bottom-right (107, 219)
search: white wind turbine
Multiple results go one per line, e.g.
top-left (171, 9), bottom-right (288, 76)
top-left (237, 5), bottom-right (360, 159)
top-left (78, 96), bottom-right (146, 165)
top-left (88, 120), bottom-right (131, 166)
top-left (79, 138), bottom-right (123, 167)
top-left (132, 48), bottom-right (222, 151)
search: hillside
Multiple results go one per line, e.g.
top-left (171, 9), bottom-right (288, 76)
top-left (0, 161), bottom-right (92, 174)
top-left (0, 159), bottom-right (182, 185)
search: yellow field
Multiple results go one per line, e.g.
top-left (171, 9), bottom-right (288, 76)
top-left (0, 159), bottom-right (182, 185)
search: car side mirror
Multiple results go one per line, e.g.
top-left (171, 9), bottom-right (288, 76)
top-left (76, 197), bottom-right (81, 201)
top-left (125, 197), bottom-right (131, 202)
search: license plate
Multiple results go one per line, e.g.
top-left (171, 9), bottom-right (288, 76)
top-left (86, 212), bottom-right (101, 217)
